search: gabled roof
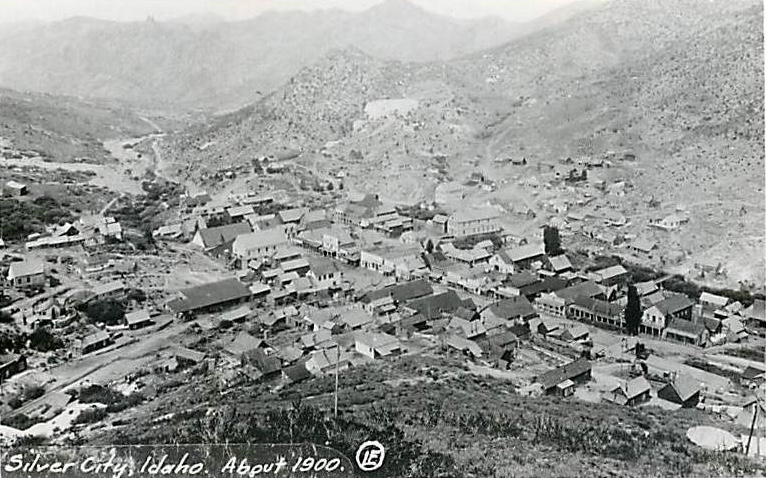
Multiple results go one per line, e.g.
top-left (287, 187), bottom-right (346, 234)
top-left (5, 180), bottom-right (26, 189)
top-left (7, 259), bottom-right (45, 280)
top-left (487, 296), bottom-right (536, 321)
top-left (746, 298), bottom-right (766, 322)
top-left (280, 258), bottom-right (310, 272)
top-left (340, 308), bottom-right (373, 329)
top-left (307, 347), bottom-right (351, 371)
top-left (196, 222), bottom-right (252, 248)
top-left (92, 280), bottom-right (125, 296)
top-left (570, 295), bottom-right (623, 317)
top-left (556, 280), bottom-right (603, 302)
top-left (449, 317), bottom-right (487, 338)
top-left (298, 329), bottom-right (333, 349)
top-left (594, 264), bottom-right (628, 281)
top-left (282, 363), bottom-right (312, 383)
top-left (741, 366), bottom-right (766, 380)
top-left (665, 318), bottom-right (706, 337)
top-left (82, 330), bottom-right (110, 348)
top-left (664, 375), bottom-right (701, 402)
top-left (277, 346), bottom-right (304, 363)
top-left (449, 207), bottom-right (501, 224)
top-left (519, 276), bottom-right (568, 297)
top-left (355, 332), bottom-right (402, 356)
top-left (630, 239), bottom-right (657, 253)
top-left (225, 331), bottom-right (267, 357)
top-left (488, 331), bottom-right (518, 348)
top-left (562, 324), bottom-right (589, 340)
top-left (168, 278), bottom-right (251, 314)
top-left (125, 309), bottom-right (151, 326)
top-left (444, 334), bottom-right (483, 357)
top-left (654, 294), bottom-right (694, 316)
top-left (308, 257), bottom-right (341, 277)
top-left (303, 307), bottom-right (338, 328)
top-left (174, 347), bottom-right (206, 363)
top-left (227, 205), bottom-right (255, 217)
top-left (278, 207), bottom-right (309, 224)
top-left (274, 247), bottom-right (303, 261)
top-left (613, 376), bottom-right (651, 400)
top-left (220, 305), bottom-right (252, 322)
top-left (249, 282), bottom-right (271, 295)
top-left (248, 348), bottom-right (282, 374)
top-left (234, 228), bottom-right (288, 252)
top-left (548, 254), bottom-right (573, 272)
top-left (699, 292), bottom-right (729, 307)
top-left (507, 271), bottom-right (539, 288)
top-left (538, 358), bottom-right (591, 390)
top-left (407, 290), bottom-right (467, 320)
top-left (361, 279), bottom-right (433, 304)
top-left (507, 243), bottom-right (546, 262)
top-left (634, 280), bottom-right (658, 296)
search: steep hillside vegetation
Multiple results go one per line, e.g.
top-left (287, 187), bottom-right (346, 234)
top-left (93, 357), bottom-right (764, 478)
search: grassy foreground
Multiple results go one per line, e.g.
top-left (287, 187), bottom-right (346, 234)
top-left (94, 355), bottom-right (764, 478)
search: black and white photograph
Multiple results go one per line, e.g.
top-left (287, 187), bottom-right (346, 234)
top-left (0, 0), bottom-right (764, 476)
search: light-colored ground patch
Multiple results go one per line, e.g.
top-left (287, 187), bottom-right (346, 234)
top-left (364, 98), bottom-right (419, 120)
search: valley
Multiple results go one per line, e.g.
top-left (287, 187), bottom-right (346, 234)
top-left (0, 0), bottom-right (763, 476)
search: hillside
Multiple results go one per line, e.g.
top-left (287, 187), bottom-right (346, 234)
top-left (0, 0), bottom-right (595, 110)
top-left (0, 89), bottom-right (157, 163)
top-left (158, 0), bottom-right (764, 284)
top-left (92, 356), bottom-right (764, 478)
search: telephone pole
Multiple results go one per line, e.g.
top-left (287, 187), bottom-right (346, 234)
top-left (333, 344), bottom-right (340, 420)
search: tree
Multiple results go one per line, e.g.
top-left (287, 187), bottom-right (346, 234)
top-left (625, 284), bottom-right (642, 336)
top-left (29, 328), bottom-right (64, 352)
top-left (543, 226), bottom-right (562, 256)
top-left (84, 299), bottom-right (125, 326)
top-left (425, 239), bottom-right (434, 254)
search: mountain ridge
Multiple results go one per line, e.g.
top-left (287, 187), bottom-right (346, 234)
top-left (0, 0), bottom-right (589, 110)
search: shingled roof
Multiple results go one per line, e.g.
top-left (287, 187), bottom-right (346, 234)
top-left (487, 296), bottom-right (536, 321)
top-left (408, 290), bottom-right (469, 320)
top-left (538, 358), bottom-right (591, 390)
top-left (654, 294), bottom-right (694, 316)
top-left (196, 222), bottom-right (252, 249)
top-left (556, 280), bottom-right (603, 302)
top-left (361, 279), bottom-right (433, 304)
top-left (168, 278), bottom-right (251, 314)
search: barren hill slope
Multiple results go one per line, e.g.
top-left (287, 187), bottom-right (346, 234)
top-left (159, 0), bottom-right (764, 283)
top-left (0, 89), bottom-right (156, 163)
top-left (163, 0), bottom-right (763, 194)
top-left (0, 0), bottom-right (594, 110)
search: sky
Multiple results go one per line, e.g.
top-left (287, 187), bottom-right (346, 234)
top-left (0, 0), bottom-right (587, 23)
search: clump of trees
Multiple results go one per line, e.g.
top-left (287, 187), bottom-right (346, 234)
top-left (83, 299), bottom-right (124, 326)
top-left (0, 196), bottom-right (74, 241)
top-left (29, 327), bottom-right (64, 352)
top-left (73, 384), bottom-right (144, 413)
top-left (543, 226), bottom-right (563, 256)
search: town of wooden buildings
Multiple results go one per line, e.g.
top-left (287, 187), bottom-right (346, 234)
top-left (1, 182), bottom-right (764, 426)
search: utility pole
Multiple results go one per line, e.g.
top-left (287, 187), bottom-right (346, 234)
top-left (333, 344), bottom-right (340, 420)
top-left (745, 397), bottom-right (759, 456)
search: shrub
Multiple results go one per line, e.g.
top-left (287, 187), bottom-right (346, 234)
top-left (0, 310), bottom-right (14, 324)
top-left (2, 413), bottom-right (36, 430)
top-left (74, 408), bottom-right (108, 424)
top-left (22, 385), bottom-right (45, 401)
top-left (76, 384), bottom-right (123, 404)
top-left (7, 396), bottom-right (22, 409)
